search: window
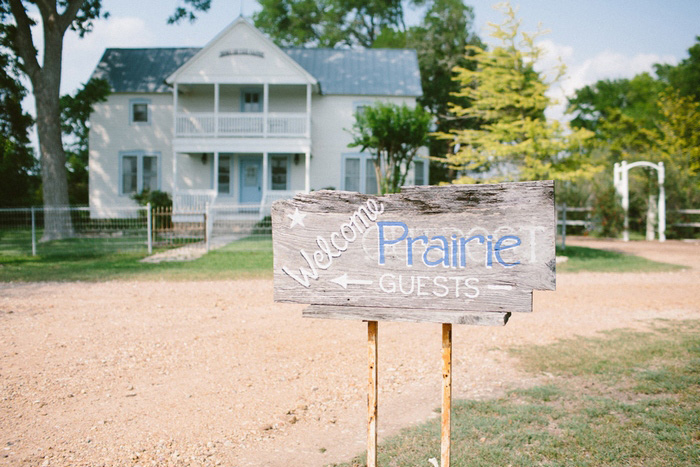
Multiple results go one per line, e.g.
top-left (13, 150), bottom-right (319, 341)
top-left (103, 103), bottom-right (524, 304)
top-left (413, 160), bottom-right (427, 186)
top-left (241, 89), bottom-right (262, 112)
top-left (120, 151), bottom-right (159, 195)
top-left (129, 99), bottom-right (151, 124)
top-left (270, 155), bottom-right (289, 190)
top-left (218, 155), bottom-right (231, 195)
top-left (342, 153), bottom-right (378, 194)
top-left (353, 100), bottom-right (372, 117)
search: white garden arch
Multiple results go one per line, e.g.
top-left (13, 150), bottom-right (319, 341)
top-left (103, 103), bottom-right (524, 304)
top-left (613, 160), bottom-right (666, 242)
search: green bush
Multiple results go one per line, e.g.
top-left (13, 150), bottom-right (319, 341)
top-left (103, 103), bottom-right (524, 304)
top-left (591, 183), bottom-right (624, 238)
top-left (131, 190), bottom-right (172, 208)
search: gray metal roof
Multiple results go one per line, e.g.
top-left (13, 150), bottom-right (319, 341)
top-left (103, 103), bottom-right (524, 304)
top-left (284, 48), bottom-right (422, 97)
top-left (91, 48), bottom-right (200, 93)
top-left (91, 47), bottom-right (422, 96)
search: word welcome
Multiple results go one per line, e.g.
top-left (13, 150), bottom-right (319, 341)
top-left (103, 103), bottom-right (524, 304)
top-left (377, 221), bottom-right (521, 268)
top-left (281, 199), bottom-right (384, 287)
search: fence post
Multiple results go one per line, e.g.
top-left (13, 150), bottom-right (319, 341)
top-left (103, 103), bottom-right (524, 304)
top-left (31, 206), bottom-right (37, 256)
top-left (146, 203), bottom-right (153, 255)
top-left (205, 202), bottom-right (211, 252)
top-left (561, 203), bottom-right (566, 250)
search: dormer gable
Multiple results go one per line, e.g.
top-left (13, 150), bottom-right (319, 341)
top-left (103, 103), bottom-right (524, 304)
top-left (166, 18), bottom-right (317, 86)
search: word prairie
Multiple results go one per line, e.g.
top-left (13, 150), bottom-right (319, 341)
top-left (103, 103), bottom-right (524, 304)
top-left (377, 221), bottom-right (521, 268)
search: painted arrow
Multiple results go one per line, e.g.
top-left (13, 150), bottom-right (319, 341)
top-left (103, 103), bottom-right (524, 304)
top-left (330, 273), bottom-right (373, 289)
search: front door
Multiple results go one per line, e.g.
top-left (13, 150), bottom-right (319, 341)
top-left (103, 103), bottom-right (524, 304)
top-left (239, 156), bottom-right (263, 203)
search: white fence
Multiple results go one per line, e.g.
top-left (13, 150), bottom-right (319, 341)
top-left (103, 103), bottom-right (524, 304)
top-left (0, 204), bottom-right (275, 258)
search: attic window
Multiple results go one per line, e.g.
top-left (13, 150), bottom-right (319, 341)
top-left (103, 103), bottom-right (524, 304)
top-left (219, 48), bottom-right (264, 58)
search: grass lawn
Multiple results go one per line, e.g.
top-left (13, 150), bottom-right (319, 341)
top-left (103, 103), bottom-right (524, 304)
top-left (555, 245), bottom-right (683, 273)
top-left (334, 320), bottom-right (700, 466)
top-left (0, 237), bottom-right (273, 282)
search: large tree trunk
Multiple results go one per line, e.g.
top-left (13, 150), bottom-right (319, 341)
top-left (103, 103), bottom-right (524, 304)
top-left (31, 6), bottom-right (75, 241)
top-left (36, 77), bottom-right (74, 240)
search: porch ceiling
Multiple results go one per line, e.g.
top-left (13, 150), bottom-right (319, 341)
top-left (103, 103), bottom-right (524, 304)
top-left (173, 137), bottom-right (311, 154)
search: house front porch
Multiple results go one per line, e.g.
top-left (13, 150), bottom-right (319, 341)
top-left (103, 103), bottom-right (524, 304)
top-left (172, 150), bottom-right (308, 220)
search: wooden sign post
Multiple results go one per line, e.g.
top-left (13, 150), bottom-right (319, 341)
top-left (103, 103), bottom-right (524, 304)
top-left (272, 181), bottom-right (556, 466)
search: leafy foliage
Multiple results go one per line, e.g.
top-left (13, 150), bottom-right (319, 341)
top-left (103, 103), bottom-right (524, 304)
top-left (655, 35), bottom-right (700, 102)
top-left (348, 102), bottom-right (431, 194)
top-left (436, 3), bottom-right (596, 184)
top-left (0, 12), bottom-right (38, 207)
top-left (60, 77), bottom-right (111, 204)
top-left (167, 0), bottom-right (212, 25)
top-left (254, 0), bottom-right (409, 48)
top-left (131, 190), bottom-right (173, 209)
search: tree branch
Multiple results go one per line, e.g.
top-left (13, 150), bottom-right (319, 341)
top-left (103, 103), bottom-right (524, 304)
top-left (7, 0), bottom-right (41, 79)
top-left (59, 0), bottom-right (85, 33)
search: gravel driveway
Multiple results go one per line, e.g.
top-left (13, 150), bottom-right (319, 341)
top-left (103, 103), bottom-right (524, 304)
top-left (1, 239), bottom-right (698, 466)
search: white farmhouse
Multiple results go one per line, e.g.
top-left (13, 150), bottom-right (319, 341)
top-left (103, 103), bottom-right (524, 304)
top-left (88, 18), bottom-right (426, 217)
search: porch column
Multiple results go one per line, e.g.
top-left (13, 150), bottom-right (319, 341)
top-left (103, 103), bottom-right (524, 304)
top-left (304, 150), bottom-right (311, 192)
top-left (173, 83), bottom-right (179, 137)
top-left (263, 83), bottom-right (269, 138)
top-left (306, 83), bottom-right (312, 139)
top-left (214, 83), bottom-right (220, 137)
top-left (262, 152), bottom-right (269, 203)
top-left (173, 150), bottom-right (178, 193)
top-left (213, 152), bottom-right (219, 194)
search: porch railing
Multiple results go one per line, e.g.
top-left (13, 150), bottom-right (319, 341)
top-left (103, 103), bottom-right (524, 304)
top-left (176, 112), bottom-right (307, 138)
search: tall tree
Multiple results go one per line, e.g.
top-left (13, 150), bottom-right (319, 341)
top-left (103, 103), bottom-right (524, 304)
top-left (348, 102), bottom-right (431, 194)
top-left (1, 1), bottom-right (215, 238)
top-left (60, 77), bottom-right (110, 204)
top-left (405, 0), bottom-right (483, 183)
top-left (655, 36), bottom-right (700, 103)
top-left (0, 17), bottom-right (37, 207)
top-left (437, 3), bottom-right (594, 183)
top-left (1, 0), bottom-right (107, 239)
top-left (567, 73), bottom-right (664, 134)
top-left (254, 0), bottom-right (409, 48)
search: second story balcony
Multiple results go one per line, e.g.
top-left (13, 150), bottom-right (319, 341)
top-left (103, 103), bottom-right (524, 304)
top-left (176, 111), bottom-right (307, 138)
top-left (173, 82), bottom-right (312, 139)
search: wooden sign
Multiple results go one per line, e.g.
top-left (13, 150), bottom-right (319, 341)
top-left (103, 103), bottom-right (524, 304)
top-left (272, 181), bottom-right (556, 325)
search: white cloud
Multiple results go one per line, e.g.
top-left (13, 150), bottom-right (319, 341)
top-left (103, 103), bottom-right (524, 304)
top-left (535, 40), bottom-right (678, 122)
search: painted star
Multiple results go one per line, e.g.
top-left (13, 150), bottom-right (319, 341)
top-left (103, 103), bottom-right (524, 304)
top-left (287, 208), bottom-right (307, 228)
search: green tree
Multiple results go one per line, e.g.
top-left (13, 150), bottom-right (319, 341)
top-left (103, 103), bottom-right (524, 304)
top-left (254, 0), bottom-right (409, 48)
top-left (437, 3), bottom-right (595, 184)
top-left (59, 77), bottom-right (110, 204)
top-left (655, 36), bottom-right (700, 103)
top-left (1, 0), bottom-right (215, 239)
top-left (0, 37), bottom-right (38, 206)
top-left (567, 73), bottom-right (664, 134)
top-left (406, 0), bottom-right (483, 183)
top-left (2, 0), bottom-right (107, 239)
top-left (348, 102), bottom-right (431, 194)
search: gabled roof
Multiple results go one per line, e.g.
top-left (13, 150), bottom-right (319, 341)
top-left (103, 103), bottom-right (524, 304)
top-left (164, 17), bottom-right (317, 86)
top-left (91, 48), bottom-right (199, 93)
top-left (91, 46), bottom-right (423, 97)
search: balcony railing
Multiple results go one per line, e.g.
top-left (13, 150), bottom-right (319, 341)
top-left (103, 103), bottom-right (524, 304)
top-left (176, 112), bottom-right (307, 138)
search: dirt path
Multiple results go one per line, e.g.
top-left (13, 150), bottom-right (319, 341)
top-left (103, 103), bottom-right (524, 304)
top-left (1, 239), bottom-right (698, 466)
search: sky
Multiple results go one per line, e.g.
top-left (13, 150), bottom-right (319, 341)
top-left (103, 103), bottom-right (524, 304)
top-left (26, 0), bottom-right (700, 121)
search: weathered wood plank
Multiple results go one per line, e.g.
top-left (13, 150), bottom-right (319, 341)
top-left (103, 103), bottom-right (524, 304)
top-left (272, 181), bottom-right (554, 318)
top-left (303, 305), bottom-right (511, 326)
